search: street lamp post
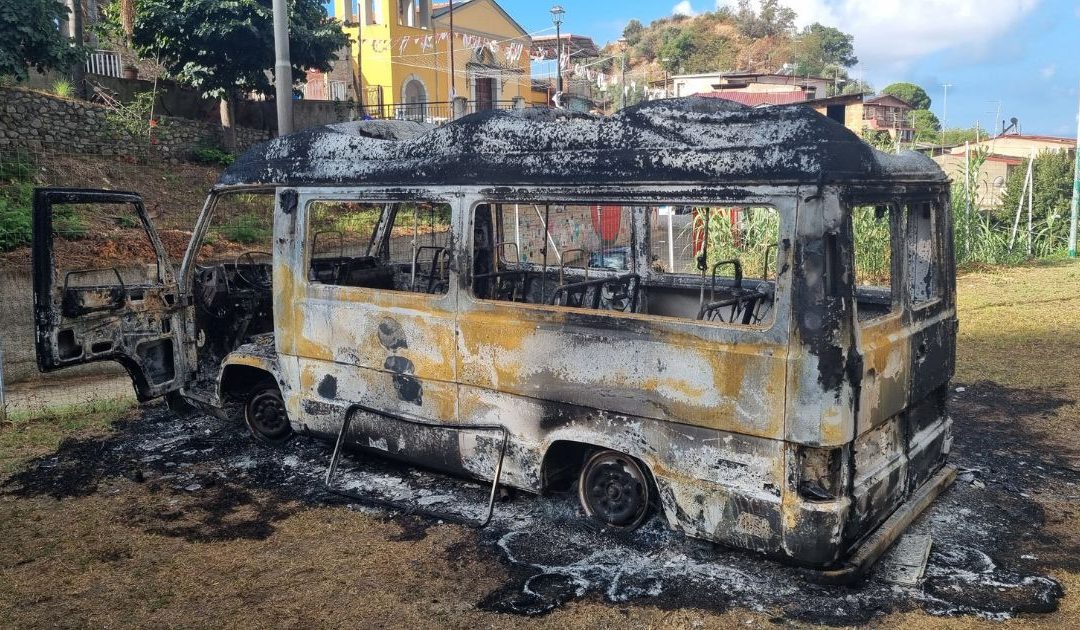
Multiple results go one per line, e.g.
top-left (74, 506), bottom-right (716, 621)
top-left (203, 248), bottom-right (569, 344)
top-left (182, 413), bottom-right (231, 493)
top-left (550, 5), bottom-right (565, 106)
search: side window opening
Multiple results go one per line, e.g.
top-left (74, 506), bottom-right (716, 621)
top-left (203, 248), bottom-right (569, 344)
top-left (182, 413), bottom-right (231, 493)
top-left (472, 202), bottom-right (779, 327)
top-left (907, 201), bottom-right (941, 306)
top-left (852, 204), bottom-right (897, 323)
top-left (50, 201), bottom-right (166, 289)
top-left (307, 201), bottom-right (451, 295)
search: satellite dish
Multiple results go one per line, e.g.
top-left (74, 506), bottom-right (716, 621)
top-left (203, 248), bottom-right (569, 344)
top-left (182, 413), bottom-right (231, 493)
top-left (1010, 117), bottom-right (1018, 125)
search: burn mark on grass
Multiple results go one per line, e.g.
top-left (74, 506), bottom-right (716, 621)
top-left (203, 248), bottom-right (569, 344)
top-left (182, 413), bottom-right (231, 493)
top-left (2, 381), bottom-right (1075, 623)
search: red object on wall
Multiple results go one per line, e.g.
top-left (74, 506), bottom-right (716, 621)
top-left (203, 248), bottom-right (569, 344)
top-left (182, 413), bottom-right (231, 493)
top-left (591, 205), bottom-right (621, 243)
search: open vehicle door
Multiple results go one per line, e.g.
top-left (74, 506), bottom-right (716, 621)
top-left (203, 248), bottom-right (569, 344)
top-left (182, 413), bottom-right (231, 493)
top-left (32, 188), bottom-right (191, 400)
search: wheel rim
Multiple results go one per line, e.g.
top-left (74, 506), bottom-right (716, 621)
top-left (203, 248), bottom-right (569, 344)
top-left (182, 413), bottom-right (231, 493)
top-left (579, 451), bottom-right (650, 529)
top-left (246, 388), bottom-right (290, 441)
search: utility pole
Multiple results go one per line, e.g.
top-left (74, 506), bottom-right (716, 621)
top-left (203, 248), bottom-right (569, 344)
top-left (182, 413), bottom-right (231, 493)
top-left (940, 82), bottom-right (951, 149)
top-left (448, 0), bottom-right (456, 99)
top-left (272, 0), bottom-right (293, 136)
top-left (1069, 82), bottom-right (1080, 257)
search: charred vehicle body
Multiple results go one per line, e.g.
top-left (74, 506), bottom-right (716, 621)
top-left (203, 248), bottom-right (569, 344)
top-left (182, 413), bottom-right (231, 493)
top-left (33, 97), bottom-right (956, 577)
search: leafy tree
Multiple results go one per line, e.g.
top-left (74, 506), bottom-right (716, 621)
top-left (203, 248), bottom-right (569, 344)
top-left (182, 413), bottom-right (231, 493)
top-left (881, 82), bottom-right (931, 110)
top-left (795, 23), bottom-right (856, 76)
top-left (911, 109), bottom-right (941, 142)
top-left (126, 0), bottom-right (346, 147)
top-left (735, 0), bottom-right (795, 38)
top-left (0, 0), bottom-right (84, 81)
top-left (1001, 150), bottom-right (1075, 221)
top-left (658, 32), bottom-right (696, 72)
top-left (622, 19), bottom-right (645, 46)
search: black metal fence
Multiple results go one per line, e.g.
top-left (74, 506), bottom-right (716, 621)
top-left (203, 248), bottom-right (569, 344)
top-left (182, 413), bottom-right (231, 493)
top-left (356, 100), bottom-right (521, 123)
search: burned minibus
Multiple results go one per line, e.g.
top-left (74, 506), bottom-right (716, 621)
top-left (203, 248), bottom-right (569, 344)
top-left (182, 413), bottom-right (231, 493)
top-left (32, 97), bottom-right (956, 577)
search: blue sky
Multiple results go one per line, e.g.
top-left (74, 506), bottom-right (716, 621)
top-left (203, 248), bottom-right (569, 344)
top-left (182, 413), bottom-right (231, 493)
top-left (330, 1), bottom-right (1080, 136)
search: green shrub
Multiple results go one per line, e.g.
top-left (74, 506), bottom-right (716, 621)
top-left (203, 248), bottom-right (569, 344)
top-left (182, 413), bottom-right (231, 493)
top-left (0, 195), bottom-right (32, 251)
top-left (51, 78), bottom-right (73, 98)
top-left (192, 145), bottom-right (235, 167)
top-left (216, 214), bottom-right (271, 245)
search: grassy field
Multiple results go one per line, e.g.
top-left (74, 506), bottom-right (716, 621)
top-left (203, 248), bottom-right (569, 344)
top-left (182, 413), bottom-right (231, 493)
top-left (1, 261), bottom-right (1078, 629)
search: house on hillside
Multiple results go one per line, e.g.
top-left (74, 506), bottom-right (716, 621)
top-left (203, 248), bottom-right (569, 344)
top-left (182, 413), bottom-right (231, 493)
top-left (942, 134), bottom-right (1076, 159)
top-left (324, 0), bottom-right (532, 121)
top-left (931, 134), bottom-right (1076, 211)
top-left (804, 93), bottom-right (914, 142)
top-left (670, 71), bottom-right (832, 100)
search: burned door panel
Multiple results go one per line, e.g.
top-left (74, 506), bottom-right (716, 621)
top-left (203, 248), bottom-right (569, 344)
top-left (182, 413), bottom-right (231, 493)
top-left (31, 188), bottom-right (188, 399)
top-left (278, 192), bottom-right (460, 436)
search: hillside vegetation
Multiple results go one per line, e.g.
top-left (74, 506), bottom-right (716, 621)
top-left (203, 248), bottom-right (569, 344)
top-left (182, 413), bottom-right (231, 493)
top-left (609, 0), bottom-right (867, 96)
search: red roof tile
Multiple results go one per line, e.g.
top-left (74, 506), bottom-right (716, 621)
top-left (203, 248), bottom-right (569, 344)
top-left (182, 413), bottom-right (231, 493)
top-left (697, 91), bottom-right (808, 107)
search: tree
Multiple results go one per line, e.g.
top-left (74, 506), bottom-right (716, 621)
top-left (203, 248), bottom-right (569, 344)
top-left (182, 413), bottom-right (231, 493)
top-left (881, 82), bottom-right (931, 110)
top-left (0, 0), bottom-right (84, 81)
top-left (911, 109), bottom-right (941, 143)
top-left (622, 19), bottom-right (645, 46)
top-left (1001, 150), bottom-right (1074, 222)
top-left (735, 0), bottom-right (795, 38)
top-left (658, 32), bottom-right (696, 72)
top-left (127, 0), bottom-right (346, 148)
top-left (795, 23), bottom-right (856, 76)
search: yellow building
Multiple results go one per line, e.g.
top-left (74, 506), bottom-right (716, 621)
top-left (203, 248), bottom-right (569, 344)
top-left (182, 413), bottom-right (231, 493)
top-left (330, 0), bottom-right (532, 120)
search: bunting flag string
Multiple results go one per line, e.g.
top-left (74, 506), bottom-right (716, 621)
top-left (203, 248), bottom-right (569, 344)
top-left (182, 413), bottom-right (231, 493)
top-left (354, 31), bottom-right (529, 63)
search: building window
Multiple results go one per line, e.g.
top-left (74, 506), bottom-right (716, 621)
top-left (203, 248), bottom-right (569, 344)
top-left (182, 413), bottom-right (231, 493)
top-left (330, 80), bottom-right (348, 101)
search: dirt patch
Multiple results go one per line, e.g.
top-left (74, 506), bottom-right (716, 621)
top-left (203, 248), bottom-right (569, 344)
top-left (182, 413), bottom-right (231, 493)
top-left (3, 378), bottom-right (1076, 625)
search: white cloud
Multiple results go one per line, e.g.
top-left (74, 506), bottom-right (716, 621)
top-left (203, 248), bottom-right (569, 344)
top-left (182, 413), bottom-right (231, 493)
top-left (717, 0), bottom-right (1040, 73)
top-left (1040, 64), bottom-right (1057, 79)
top-left (673, 1), bottom-right (696, 17)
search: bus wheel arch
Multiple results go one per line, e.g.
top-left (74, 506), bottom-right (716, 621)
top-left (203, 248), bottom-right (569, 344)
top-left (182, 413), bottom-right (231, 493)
top-left (541, 440), bottom-right (658, 531)
top-left (219, 365), bottom-right (293, 443)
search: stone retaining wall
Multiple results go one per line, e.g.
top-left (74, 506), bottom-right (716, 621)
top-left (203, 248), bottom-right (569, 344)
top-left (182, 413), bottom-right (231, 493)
top-left (0, 86), bottom-right (269, 159)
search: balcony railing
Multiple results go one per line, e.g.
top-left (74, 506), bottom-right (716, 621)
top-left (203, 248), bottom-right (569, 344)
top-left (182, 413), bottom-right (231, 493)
top-left (86, 50), bottom-right (122, 78)
top-left (863, 110), bottom-right (914, 129)
top-left (357, 100), bottom-right (521, 124)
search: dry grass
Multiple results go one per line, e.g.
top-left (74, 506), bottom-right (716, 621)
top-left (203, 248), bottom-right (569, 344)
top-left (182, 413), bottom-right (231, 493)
top-left (0, 397), bottom-right (136, 475)
top-left (1, 261), bottom-right (1079, 628)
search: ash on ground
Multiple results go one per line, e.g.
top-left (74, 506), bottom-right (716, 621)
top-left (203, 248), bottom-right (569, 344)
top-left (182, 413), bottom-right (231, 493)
top-left (5, 381), bottom-right (1075, 625)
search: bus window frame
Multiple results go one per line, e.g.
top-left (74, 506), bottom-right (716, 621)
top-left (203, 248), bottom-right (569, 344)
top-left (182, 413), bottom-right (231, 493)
top-left (297, 189), bottom-right (460, 303)
top-left (465, 198), bottom-right (790, 335)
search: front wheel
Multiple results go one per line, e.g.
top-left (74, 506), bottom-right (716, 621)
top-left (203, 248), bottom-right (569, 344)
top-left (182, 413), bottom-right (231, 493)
top-left (244, 381), bottom-right (293, 443)
top-left (577, 450), bottom-right (652, 530)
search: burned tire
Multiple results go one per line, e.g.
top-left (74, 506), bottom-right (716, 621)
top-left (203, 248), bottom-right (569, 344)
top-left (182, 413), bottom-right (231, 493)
top-left (244, 381), bottom-right (293, 443)
top-left (578, 449), bottom-right (652, 530)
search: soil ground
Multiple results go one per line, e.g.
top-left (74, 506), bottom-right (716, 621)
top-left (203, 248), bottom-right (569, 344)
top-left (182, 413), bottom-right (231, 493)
top-left (1, 261), bottom-right (1079, 628)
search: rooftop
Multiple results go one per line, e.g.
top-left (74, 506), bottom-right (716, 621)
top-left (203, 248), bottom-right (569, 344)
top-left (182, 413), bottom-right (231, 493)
top-left (220, 96), bottom-right (946, 189)
top-left (698, 91), bottom-right (808, 107)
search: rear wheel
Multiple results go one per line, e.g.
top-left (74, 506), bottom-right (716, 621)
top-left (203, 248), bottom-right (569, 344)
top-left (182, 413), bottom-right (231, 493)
top-left (577, 449), bottom-right (652, 530)
top-left (244, 381), bottom-right (293, 443)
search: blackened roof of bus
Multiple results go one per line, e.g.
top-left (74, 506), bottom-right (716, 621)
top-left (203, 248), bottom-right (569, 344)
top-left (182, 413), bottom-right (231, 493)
top-left (218, 97), bottom-right (946, 188)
